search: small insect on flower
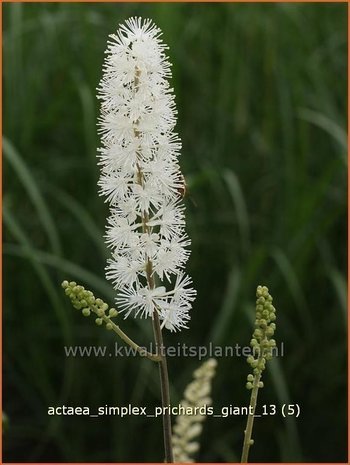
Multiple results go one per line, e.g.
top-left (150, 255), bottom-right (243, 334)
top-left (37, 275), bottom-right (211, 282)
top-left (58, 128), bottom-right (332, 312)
top-left (97, 17), bottom-right (196, 331)
top-left (178, 174), bottom-right (198, 207)
top-left (177, 174), bottom-right (187, 199)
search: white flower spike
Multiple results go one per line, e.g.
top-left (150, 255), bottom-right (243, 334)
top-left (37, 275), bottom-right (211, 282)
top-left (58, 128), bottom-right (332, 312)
top-left (97, 17), bottom-right (196, 331)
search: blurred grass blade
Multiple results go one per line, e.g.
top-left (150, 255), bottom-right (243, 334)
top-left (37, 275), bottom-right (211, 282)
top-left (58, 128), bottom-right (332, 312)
top-left (269, 358), bottom-right (303, 461)
top-left (223, 169), bottom-right (251, 255)
top-left (4, 198), bottom-right (76, 459)
top-left (212, 436), bottom-right (239, 463)
top-left (76, 78), bottom-right (97, 162)
top-left (3, 242), bottom-right (114, 302)
top-left (210, 266), bottom-right (240, 343)
top-left (4, 244), bottom-right (152, 339)
top-left (271, 247), bottom-right (314, 335)
top-left (3, 137), bottom-right (62, 255)
top-left (298, 107), bottom-right (347, 160)
top-left (48, 185), bottom-right (107, 258)
top-left (328, 268), bottom-right (347, 323)
top-left (3, 204), bottom-right (70, 337)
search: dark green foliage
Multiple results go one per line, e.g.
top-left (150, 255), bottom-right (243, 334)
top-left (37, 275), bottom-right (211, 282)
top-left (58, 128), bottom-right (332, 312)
top-left (3, 3), bottom-right (346, 462)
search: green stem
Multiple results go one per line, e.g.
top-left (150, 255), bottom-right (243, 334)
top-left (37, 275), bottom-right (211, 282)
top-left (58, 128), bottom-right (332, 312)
top-left (241, 371), bottom-right (261, 463)
top-left (145, 261), bottom-right (174, 462)
top-left (98, 311), bottom-right (161, 362)
top-left (152, 308), bottom-right (174, 463)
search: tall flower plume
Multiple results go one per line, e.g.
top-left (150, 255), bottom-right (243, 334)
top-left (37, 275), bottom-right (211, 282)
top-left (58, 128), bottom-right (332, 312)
top-left (97, 17), bottom-right (196, 332)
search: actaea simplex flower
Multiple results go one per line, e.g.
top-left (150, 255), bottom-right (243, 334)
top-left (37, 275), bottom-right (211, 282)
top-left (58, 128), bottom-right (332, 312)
top-left (97, 17), bottom-right (196, 333)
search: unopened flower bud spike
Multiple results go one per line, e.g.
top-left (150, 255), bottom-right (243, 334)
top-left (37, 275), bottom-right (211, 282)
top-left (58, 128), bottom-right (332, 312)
top-left (61, 280), bottom-right (160, 361)
top-left (241, 285), bottom-right (277, 463)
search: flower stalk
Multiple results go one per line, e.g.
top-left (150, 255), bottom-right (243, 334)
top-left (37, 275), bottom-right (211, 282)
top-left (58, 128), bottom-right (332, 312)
top-left (133, 66), bottom-right (173, 460)
top-left (96, 17), bottom-right (196, 462)
top-left (152, 312), bottom-right (174, 462)
top-left (241, 285), bottom-right (277, 463)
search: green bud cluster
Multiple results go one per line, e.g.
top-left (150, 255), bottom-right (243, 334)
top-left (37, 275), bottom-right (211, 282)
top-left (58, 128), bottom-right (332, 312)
top-left (246, 285), bottom-right (277, 389)
top-left (61, 280), bottom-right (118, 330)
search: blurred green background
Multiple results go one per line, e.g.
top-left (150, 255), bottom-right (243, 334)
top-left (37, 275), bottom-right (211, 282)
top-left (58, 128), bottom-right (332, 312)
top-left (3, 2), bottom-right (347, 463)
